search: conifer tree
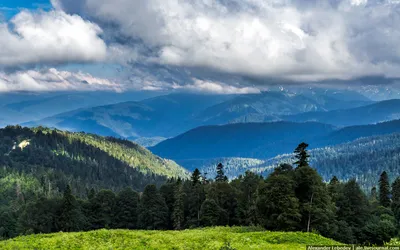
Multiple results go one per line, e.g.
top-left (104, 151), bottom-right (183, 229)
top-left (391, 177), bottom-right (400, 225)
top-left (137, 185), bottom-right (169, 230)
top-left (58, 185), bottom-right (86, 232)
top-left (113, 187), bottom-right (139, 229)
top-left (258, 172), bottom-right (301, 231)
top-left (186, 170), bottom-right (206, 228)
top-left (200, 199), bottom-right (226, 226)
top-left (379, 171), bottom-right (391, 207)
top-left (215, 163), bottom-right (228, 182)
top-left (191, 169), bottom-right (201, 185)
top-left (172, 184), bottom-right (185, 230)
top-left (294, 142), bottom-right (310, 168)
top-left (336, 179), bottom-right (369, 244)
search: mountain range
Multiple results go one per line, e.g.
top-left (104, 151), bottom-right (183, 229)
top-left (24, 89), bottom-right (374, 140)
top-left (151, 119), bottom-right (400, 162)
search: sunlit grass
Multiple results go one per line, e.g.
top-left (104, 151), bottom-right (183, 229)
top-left (0, 227), bottom-right (340, 250)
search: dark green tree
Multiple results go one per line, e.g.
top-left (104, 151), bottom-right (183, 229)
top-left (215, 163), bottom-right (228, 182)
top-left (391, 177), bottom-right (400, 227)
top-left (327, 176), bottom-right (341, 204)
top-left (293, 142), bottom-right (310, 168)
top-left (137, 185), bottom-right (169, 230)
top-left (336, 179), bottom-right (370, 244)
top-left (379, 171), bottom-right (391, 207)
top-left (258, 171), bottom-right (301, 231)
top-left (90, 190), bottom-right (116, 229)
top-left (172, 184), bottom-right (185, 230)
top-left (200, 199), bottom-right (227, 226)
top-left (191, 169), bottom-right (201, 185)
top-left (113, 187), bottom-right (139, 229)
top-left (160, 182), bottom-right (176, 229)
top-left (360, 206), bottom-right (397, 246)
top-left (235, 171), bottom-right (262, 226)
top-left (58, 185), bottom-right (86, 232)
top-left (294, 165), bottom-right (334, 233)
top-left (186, 175), bottom-right (206, 228)
top-left (0, 208), bottom-right (17, 239)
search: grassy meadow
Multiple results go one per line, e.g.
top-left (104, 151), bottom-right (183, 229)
top-left (0, 227), bottom-right (340, 250)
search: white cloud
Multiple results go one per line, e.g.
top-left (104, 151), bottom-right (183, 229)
top-left (171, 79), bottom-right (261, 94)
top-left (0, 10), bottom-right (107, 67)
top-left (0, 68), bottom-right (122, 92)
top-left (53, 0), bottom-right (400, 81)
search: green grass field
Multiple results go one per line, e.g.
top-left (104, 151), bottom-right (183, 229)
top-left (0, 227), bottom-right (340, 250)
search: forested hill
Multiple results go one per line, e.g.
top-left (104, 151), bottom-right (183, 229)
top-left (0, 126), bottom-right (188, 198)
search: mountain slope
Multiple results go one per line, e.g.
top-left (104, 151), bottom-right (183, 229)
top-left (150, 122), bottom-right (336, 159)
top-left (286, 99), bottom-right (400, 126)
top-left (0, 126), bottom-right (188, 198)
top-left (152, 119), bottom-right (400, 161)
top-left (27, 93), bottom-right (232, 138)
top-left (193, 90), bottom-right (372, 125)
top-left (0, 91), bottom-right (162, 127)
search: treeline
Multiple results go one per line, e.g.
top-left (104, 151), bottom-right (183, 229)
top-left (1, 143), bottom-right (400, 245)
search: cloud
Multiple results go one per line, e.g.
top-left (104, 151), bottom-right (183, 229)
top-left (171, 79), bottom-right (261, 94)
top-left (0, 68), bottom-right (122, 92)
top-left (52, 0), bottom-right (400, 82)
top-left (0, 10), bottom-right (107, 68)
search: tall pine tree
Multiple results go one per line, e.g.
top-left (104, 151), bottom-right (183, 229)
top-left (137, 185), bottom-right (169, 230)
top-left (172, 184), bottom-right (185, 230)
top-left (113, 187), bottom-right (139, 229)
top-left (379, 171), bottom-right (391, 207)
top-left (294, 142), bottom-right (310, 168)
top-left (215, 163), bottom-right (228, 182)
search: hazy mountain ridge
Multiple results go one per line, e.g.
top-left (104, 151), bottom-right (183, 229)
top-left (285, 99), bottom-right (400, 126)
top-left (151, 119), bottom-right (400, 161)
top-left (24, 89), bottom-right (373, 139)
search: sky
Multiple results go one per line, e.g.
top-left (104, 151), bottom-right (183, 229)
top-left (1, 0), bottom-right (400, 93)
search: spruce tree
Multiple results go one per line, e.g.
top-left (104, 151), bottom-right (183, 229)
top-left (336, 179), bottom-right (369, 244)
top-left (90, 190), bottom-right (116, 229)
top-left (215, 163), bottom-right (228, 182)
top-left (137, 185), bottom-right (169, 230)
top-left (294, 142), bottom-right (310, 168)
top-left (186, 175), bottom-right (206, 228)
top-left (58, 185), bottom-right (86, 232)
top-left (191, 169), bottom-right (201, 185)
top-left (113, 187), bottom-right (139, 229)
top-left (200, 199), bottom-right (226, 226)
top-left (391, 177), bottom-right (400, 225)
top-left (327, 176), bottom-right (341, 204)
top-left (379, 171), bottom-right (391, 207)
top-left (172, 184), bottom-right (185, 230)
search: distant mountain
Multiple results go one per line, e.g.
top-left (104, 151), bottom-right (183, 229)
top-left (185, 133), bottom-right (400, 191)
top-left (151, 119), bottom-right (400, 161)
top-left (0, 126), bottom-right (188, 196)
top-left (26, 93), bottom-right (232, 138)
top-left (0, 91), bottom-right (163, 127)
top-left (25, 89), bottom-right (373, 139)
top-left (323, 119), bottom-right (400, 145)
top-left (193, 90), bottom-right (372, 125)
top-left (150, 121), bottom-right (336, 160)
top-left (286, 99), bottom-right (400, 126)
top-left (134, 137), bottom-right (167, 147)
